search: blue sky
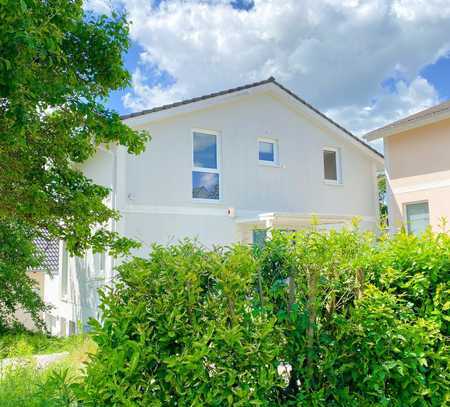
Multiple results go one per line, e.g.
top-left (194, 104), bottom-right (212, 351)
top-left (108, 45), bottom-right (450, 117)
top-left (421, 56), bottom-right (450, 100)
top-left (86, 0), bottom-right (450, 136)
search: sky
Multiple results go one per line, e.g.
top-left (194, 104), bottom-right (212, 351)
top-left (85, 0), bottom-right (450, 145)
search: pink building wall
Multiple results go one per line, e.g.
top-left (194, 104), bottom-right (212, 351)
top-left (385, 117), bottom-right (450, 231)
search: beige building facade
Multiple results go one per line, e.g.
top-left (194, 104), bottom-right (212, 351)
top-left (366, 101), bottom-right (450, 234)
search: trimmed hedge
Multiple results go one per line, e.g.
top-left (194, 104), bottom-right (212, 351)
top-left (77, 227), bottom-right (449, 406)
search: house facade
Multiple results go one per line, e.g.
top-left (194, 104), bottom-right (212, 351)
top-left (44, 78), bottom-right (383, 336)
top-left (365, 100), bottom-right (450, 235)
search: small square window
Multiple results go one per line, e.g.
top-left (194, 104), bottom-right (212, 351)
top-left (405, 201), bottom-right (429, 235)
top-left (258, 139), bottom-right (278, 164)
top-left (323, 148), bottom-right (341, 183)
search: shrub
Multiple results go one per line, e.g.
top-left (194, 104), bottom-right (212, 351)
top-left (78, 227), bottom-right (449, 406)
top-left (78, 242), bottom-right (284, 406)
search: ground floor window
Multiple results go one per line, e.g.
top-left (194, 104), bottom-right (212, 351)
top-left (252, 229), bottom-right (267, 249)
top-left (405, 201), bottom-right (429, 235)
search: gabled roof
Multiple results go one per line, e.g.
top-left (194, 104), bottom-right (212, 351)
top-left (121, 77), bottom-right (383, 161)
top-left (365, 99), bottom-right (450, 141)
top-left (35, 236), bottom-right (59, 273)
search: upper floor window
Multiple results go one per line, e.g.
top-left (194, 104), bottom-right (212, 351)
top-left (323, 148), bottom-right (341, 184)
top-left (192, 130), bottom-right (220, 200)
top-left (258, 138), bottom-right (278, 165)
top-left (405, 201), bottom-right (429, 235)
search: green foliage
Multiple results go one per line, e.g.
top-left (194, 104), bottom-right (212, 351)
top-left (0, 221), bottom-right (47, 331)
top-left (0, 332), bottom-right (94, 406)
top-left (370, 229), bottom-right (450, 336)
top-left (0, 365), bottom-right (77, 407)
top-left (0, 328), bottom-right (91, 358)
top-left (378, 173), bottom-right (388, 222)
top-left (78, 242), bottom-right (284, 406)
top-left (329, 287), bottom-right (448, 406)
top-left (78, 228), bottom-right (449, 406)
top-left (0, 0), bottom-right (149, 326)
top-left (0, 0), bottom-right (149, 254)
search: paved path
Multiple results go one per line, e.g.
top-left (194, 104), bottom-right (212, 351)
top-left (0, 352), bottom-right (69, 375)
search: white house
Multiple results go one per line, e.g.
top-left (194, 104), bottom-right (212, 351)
top-left (43, 77), bottom-right (383, 336)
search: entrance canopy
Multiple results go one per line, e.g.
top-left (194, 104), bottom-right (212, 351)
top-left (235, 212), bottom-right (357, 229)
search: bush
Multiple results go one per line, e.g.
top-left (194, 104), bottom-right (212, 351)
top-left (0, 328), bottom-right (92, 359)
top-left (0, 332), bottom-right (94, 406)
top-left (78, 228), bottom-right (449, 406)
top-left (0, 365), bottom-right (77, 407)
top-left (78, 242), bottom-right (284, 406)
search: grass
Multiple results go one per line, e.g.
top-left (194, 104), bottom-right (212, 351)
top-left (0, 328), bottom-right (92, 359)
top-left (0, 330), bottom-right (96, 406)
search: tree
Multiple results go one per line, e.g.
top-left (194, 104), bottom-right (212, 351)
top-left (0, 0), bottom-right (150, 328)
top-left (377, 173), bottom-right (388, 224)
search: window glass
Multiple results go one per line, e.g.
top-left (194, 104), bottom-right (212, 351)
top-left (192, 171), bottom-right (220, 200)
top-left (252, 229), bottom-right (267, 249)
top-left (92, 251), bottom-right (106, 279)
top-left (406, 202), bottom-right (429, 235)
top-left (61, 243), bottom-right (69, 299)
top-left (324, 150), bottom-right (338, 181)
top-left (193, 132), bottom-right (217, 169)
top-left (259, 141), bottom-right (275, 162)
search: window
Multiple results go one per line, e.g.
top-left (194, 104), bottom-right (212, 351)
top-left (92, 251), bottom-right (106, 280)
top-left (252, 229), bottom-right (267, 249)
top-left (68, 320), bottom-right (76, 336)
top-left (323, 148), bottom-right (341, 183)
top-left (406, 201), bottom-right (429, 235)
top-left (61, 243), bottom-right (69, 300)
top-left (192, 130), bottom-right (220, 200)
top-left (258, 138), bottom-right (278, 165)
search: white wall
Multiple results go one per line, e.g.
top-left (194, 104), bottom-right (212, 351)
top-left (45, 91), bottom-right (380, 335)
top-left (44, 149), bottom-right (115, 336)
top-left (124, 92), bottom-right (377, 219)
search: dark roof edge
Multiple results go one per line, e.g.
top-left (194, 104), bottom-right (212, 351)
top-left (120, 77), bottom-right (276, 120)
top-left (271, 80), bottom-right (383, 159)
top-left (365, 99), bottom-right (450, 139)
top-left (121, 77), bottom-right (383, 160)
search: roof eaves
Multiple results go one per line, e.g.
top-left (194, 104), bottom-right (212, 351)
top-left (365, 100), bottom-right (450, 141)
top-left (270, 80), bottom-right (383, 159)
top-left (120, 77), bottom-right (276, 121)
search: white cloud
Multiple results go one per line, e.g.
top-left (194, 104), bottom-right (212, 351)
top-left (325, 76), bottom-right (440, 135)
top-left (83, 0), bottom-right (113, 14)
top-left (87, 0), bottom-right (450, 135)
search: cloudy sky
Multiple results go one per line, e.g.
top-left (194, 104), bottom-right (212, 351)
top-left (85, 0), bottom-right (450, 141)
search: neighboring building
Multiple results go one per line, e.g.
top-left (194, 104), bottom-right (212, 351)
top-left (15, 236), bottom-right (59, 330)
top-left (365, 100), bottom-right (450, 234)
top-left (44, 77), bottom-right (383, 336)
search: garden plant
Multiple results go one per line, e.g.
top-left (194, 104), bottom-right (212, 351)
top-left (75, 224), bottom-right (449, 406)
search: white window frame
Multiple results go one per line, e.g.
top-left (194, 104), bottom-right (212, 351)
top-left (192, 128), bottom-right (222, 202)
top-left (257, 137), bottom-right (279, 166)
top-left (323, 147), bottom-right (342, 185)
top-left (404, 200), bottom-right (430, 235)
top-left (92, 251), bottom-right (107, 281)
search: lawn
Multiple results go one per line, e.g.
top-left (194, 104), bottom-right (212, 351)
top-left (0, 329), bottom-right (95, 406)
